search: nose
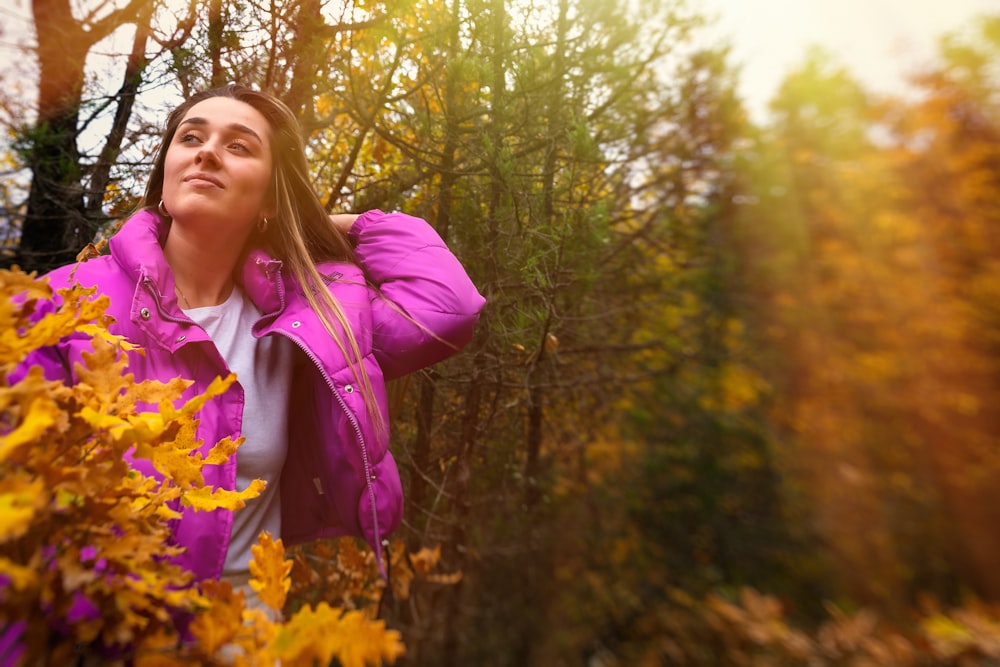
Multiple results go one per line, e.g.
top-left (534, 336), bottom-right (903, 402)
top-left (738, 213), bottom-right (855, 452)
top-left (195, 142), bottom-right (221, 167)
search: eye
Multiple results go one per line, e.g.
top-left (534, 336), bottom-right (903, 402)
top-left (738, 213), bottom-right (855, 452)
top-left (228, 139), bottom-right (251, 153)
top-left (178, 132), bottom-right (202, 144)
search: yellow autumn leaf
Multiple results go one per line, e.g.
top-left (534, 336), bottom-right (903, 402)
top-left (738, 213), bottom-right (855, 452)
top-left (189, 579), bottom-right (245, 656)
top-left (75, 405), bottom-right (134, 434)
top-left (142, 441), bottom-right (209, 488)
top-left (128, 376), bottom-right (194, 409)
top-left (315, 92), bottom-right (336, 117)
top-left (409, 545), bottom-right (441, 576)
top-left (4, 289), bottom-right (111, 365)
top-left (0, 370), bottom-right (64, 460)
top-left (923, 613), bottom-right (974, 642)
top-left (274, 603), bottom-right (405, 667)
top-left (0, 272), bottom-right (52, 355)
top-left (248, 532), bottom-right (292, 613)
top-left (426, 571), bottom-right (463, 586)
top-left (98, 531), bottom-right (161, 563)
top-left (133, 627), bottom-right (185, 667)
top-left (123, 409), bottom-right (169, 438)
top-left (0, 556), bottom-right (39, 590)
top-left (74, 338), bottom-right (131, 393)
top-left (390, 545), bottom-right (415, 600)
top-left (332, 610), bottom-right (407, 667)
top-left (173, 374), bottom-right (237, 418)
top-left (181, 479), bottom-right (265, 512)
top-left (0, 478), bottom-right (45, 540)
top-left (152, 502), bottom-right (182, 522)
top-left (75, 323), bottom-right (142, 353)
top-left (0, 265), bottom-right (49, 301)
top-left (201, 436), bottom-right (244, 465)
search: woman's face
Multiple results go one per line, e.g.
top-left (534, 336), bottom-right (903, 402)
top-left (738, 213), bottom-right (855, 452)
top-left (160, 97), bottom-right (274, 238)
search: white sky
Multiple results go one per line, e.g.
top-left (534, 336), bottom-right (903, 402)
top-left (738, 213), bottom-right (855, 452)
top-left (697, 0), bottom-right (999, 121)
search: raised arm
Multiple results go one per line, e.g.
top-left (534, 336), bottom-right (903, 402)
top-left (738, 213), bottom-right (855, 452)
top-left (345, 209), bottom-right (485, 380)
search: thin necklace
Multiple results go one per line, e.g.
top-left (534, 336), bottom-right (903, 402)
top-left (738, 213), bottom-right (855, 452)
top-left (174, 283), bottom-right (192, 309)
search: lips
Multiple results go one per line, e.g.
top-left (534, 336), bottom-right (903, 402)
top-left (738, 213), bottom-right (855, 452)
top-left (184, 172), bottom-right (224, 188)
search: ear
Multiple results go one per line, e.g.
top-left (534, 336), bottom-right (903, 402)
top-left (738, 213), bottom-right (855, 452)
top-left (261, 200), bottom-right (277, 221)
top-left (263, 176), bottom-right (278, 220)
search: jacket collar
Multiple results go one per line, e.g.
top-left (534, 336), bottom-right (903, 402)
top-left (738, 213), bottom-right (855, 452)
top-left (109, 209), bottom-right (179, 308)
top-left (108, 209), bottom-right (287, 325)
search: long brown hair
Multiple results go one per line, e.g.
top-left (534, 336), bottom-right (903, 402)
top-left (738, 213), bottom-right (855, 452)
top-left (142, 84), bottom-right (385, 437)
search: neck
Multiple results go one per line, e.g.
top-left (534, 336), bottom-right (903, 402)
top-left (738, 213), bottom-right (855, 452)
top-left (164, 226), bottom-right (246, 308)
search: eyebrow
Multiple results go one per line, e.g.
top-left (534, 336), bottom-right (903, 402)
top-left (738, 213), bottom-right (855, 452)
top-left (179, 117), bottom-right (264, 144)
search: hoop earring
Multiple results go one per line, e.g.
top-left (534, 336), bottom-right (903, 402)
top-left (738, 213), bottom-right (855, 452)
top-left (158, 199), bottom-right (170, 218)
top-left (258, 216), bottom-right (269, 233)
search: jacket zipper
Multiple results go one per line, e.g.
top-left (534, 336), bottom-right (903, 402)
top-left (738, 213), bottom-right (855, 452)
top-left (261, 262), bottom-right (384, 570)
top-left (281, 333), bottom-right (384, 570)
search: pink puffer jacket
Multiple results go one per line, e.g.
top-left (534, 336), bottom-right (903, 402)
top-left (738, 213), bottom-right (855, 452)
top-left (21, 208), bottom-right (485, 580)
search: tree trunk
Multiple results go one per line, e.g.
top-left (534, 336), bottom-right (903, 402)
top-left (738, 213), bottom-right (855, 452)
top-left (523, 0), bottom-right (568, 510)
top-left (284, 0), bottom-right (323, 124)
top-left (18, 0), bottom-right (145, 272)
top-left (208, 0), bottom-right (226, 87)
top-left (20, 0), bottom-right (90, 272)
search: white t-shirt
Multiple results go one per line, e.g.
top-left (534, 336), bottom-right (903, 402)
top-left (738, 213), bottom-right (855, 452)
top-left (183, 285), bottom-right (294, 578)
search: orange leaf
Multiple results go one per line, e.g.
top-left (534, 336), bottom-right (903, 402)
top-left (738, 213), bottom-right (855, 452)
top-left (248, 532), bottom-right (292, 613)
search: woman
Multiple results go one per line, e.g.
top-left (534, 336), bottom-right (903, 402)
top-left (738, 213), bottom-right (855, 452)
top-left (23, 84), bottom-right (485, 596)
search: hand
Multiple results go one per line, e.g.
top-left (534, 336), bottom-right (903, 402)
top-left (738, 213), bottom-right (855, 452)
top-left (329, 213), bottom-right (360, 234)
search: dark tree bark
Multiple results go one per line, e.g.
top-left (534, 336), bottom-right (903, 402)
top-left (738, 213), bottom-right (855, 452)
top-left (20, 0), bottom-right (91, 271)
top-left (208, 0), bottom-right (226, 87)
top-left (16, 0), bottom-right (146, 272)
top-left (523, 0), bottom-right (569, 510)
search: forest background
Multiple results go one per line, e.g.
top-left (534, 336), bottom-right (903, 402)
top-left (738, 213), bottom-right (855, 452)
top-left (1, 0), bottom-right (1000, 664)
